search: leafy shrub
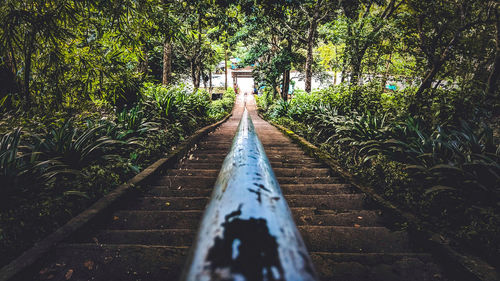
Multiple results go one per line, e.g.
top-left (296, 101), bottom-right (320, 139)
top-left (260, 82), bottom-right (500, 265)
top-left (33, 120), bottom-right (121, 182)
top-left (208, 87), bottom-right (236, 120)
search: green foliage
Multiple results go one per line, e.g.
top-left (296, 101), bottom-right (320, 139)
top-left (33, 120), bottom-right (120, 182)
top-left (262, 81), bottom-right (500, 264)
top-left (0, 128), bottom-right (25, 183)
top-left (0, 80), bottom-right (235, 267)
top-left (208, 87), bottom-right (236, 120)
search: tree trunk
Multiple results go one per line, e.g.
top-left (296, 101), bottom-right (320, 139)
top-left (487, 9), bottom-right (500, 99)
top-left (23, 41), bottom-right (33, 108)
top-left (349, 55), bottom-right (362, 86)
top-left (209, 71), bottom-right (212, 93)
top-left (203, 69), bottom-right (208, 90)
top-left (162, 40), bottom-right (172, 86)
top-left (225, 46), bottom-right (228, 90)
top-left (282, 70), bottom-right (290, 101)
top-left (409, 63), bottom-right (442, 114)
top-left (381, 52), bottom-right (392, 88)
top-left (305, 21), bottom-right (317, 93)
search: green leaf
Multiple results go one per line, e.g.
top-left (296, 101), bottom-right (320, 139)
top-left (424, 185), bottom-right (456, 196)
top-left (63, 190), bottom-right (90, 199)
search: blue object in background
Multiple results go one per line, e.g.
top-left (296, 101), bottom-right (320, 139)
top-left (386, 84), bottom-right (397, 91)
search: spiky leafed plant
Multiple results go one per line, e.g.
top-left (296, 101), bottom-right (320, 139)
top-left (34, 120), bottom-right (120, 181)
top-left (115, 105), bottom-right (159, 139)
top-left (0, 128), bottom-right (29, 188)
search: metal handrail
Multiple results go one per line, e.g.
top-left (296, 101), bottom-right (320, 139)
top-left (181, 108), bottom-right (318, 281)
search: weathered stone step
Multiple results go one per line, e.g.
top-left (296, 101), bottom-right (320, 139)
top-left (298, 226), bottom-right (410, 253)
top-left (36, 244), bottom-right (188, 281)
top-left (176, 161), bottom-right (325, 169)
top-left (87, 229), bottom-right (195, 246)
top-left (146, 187), bottom-right (213, 197)
top-left (166, 167), bottom-right (331, 177)
top-left (188, 152), bottom-right (317, 162)
top-left (130, 194), bottom-right (363, 211)
top-left (152, 175), bottom-right (346, 189)
top-left (285, 194), bottom-right (365, 209)
top-left (273, 167), bottom-right (331, 177)
top-left (167, 168), bottom-right (219, 177)
top-left (280, 183), bottom-right (354, 194)
top-left (104, 208), bottom-right (375, 231)
top-left (146, 183), bottom-right (353, 197)
top-left (276, 176), bottom-right (344, 184)
top-left (154, 176), bottom-right (216, 188)
top-left (293, 209), bottom-right (381, 227)
top-left (107, 210), bottom-right (203, 229)
top-left (199, 143), bottom-right (294, 149)
top-left (130, 196), bottom-right (208, 210)
top-left (178, 158), bottom-right (322, 166)
top-left (309, 252), bottom-right (443, 281)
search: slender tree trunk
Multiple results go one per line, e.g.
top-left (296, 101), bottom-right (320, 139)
top-left (225, 45), bottom-right (228, 90)
top-left (282, 70), bottom-right (290, 101)
top-left (203, 68), bottom-right (208, 90)
top-left (162, 39), bottom-right (172, 86)
top-left (350, 55), bottom-right (362, 86)
top-left (487, 9), bottom-right (500, 99)
top-left (23, 41), bottom-right (33, 108)
top-left (282, 39), bottom-right (292, 101)
top-left (209, 71), bottom-right (212, 93)
top-left (305, 21), bottom-right (317, 93)
top-left (191, 60), bottom-right (197, 88)
top-left (381, 52), bottom-right (392, 88)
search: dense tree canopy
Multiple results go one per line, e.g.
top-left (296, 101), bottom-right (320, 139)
top-left (1, 0), bottom-right (499, 271)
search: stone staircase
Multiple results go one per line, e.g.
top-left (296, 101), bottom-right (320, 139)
top-left (30, 94), bottom-right (446, 281)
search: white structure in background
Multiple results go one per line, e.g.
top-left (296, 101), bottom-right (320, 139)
top-left (192, 68), bottom-right (411, 93)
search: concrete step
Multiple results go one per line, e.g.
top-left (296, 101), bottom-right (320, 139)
top-left (167, 168), bottom-right (219, 177)
top-left (286, 194), bottom-right (365, 210)
top-left (146, 187), bottom-right (213, 197)
top-left (176, 161), bottom-right (325, 169)
top-left (277, 176), bottom-right (344, 184)
top-left (299, 226), bottom-right (410, 253)
top-left (166, 167), bottom-right (331, 178)
top-left (35, 244), bottom-right (188, 281)
top-left (310, 252), bottom-right (444, 281)
top-left (107, 210), bottom-right (203, 229)
top-left (104, 208), bottom-right (376, 231)
top-left (153, 176), bottom-right (216, 189)
top-left (272, 167), bottom-right (331, 177)
top-left (280, 183), bottom-right (354, 195)
top-left (129, 196), bottom-right (208, 211)
top-left (87, 229), bottom-right (195, 246)
top-left (146, 183), bottom-right (354, 197)
top-left (293, 209), bottom-right (381, 227)
top-left (130, 194), bottom-right (363, 211)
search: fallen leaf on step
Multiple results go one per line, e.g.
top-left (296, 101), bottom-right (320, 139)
top-left (354, 224), bottom-right (361, 228)
top-left (113, 216), bottom-right (119, 220)
top-left (39, 268), bottom-right (49, 275)
top-left (165, 202), bottom-right (171, 206)
top-left (83, 260), bottom-right (94, 270)
top-left (357, 216), bottom-right (363, 220)
top-left (65, 269), bottom-right (74, 280)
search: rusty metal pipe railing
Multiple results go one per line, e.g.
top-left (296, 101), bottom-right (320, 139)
top-left (181, 108), bottom-right (318, 281)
